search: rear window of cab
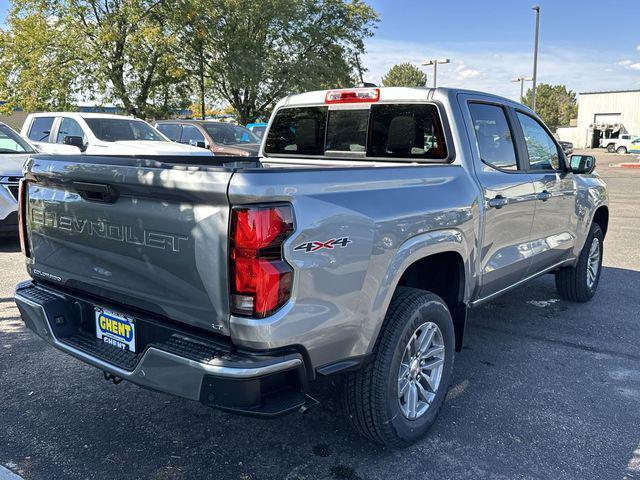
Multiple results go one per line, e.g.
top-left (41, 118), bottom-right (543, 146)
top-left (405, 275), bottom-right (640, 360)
top-left (264, 104), bottom-right (448, 161)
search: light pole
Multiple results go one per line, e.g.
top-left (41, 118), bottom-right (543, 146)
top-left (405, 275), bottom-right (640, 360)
top-left (422, 58), bottom-right (450, 88)
top-left (512, 76), bottom-right (533, 103)
top-left (531, 6), bottom-right (540, 111)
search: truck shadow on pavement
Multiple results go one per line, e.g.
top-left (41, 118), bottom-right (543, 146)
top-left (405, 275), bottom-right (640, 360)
top-left (0, 236), bottom-right (20, 253)
top-left (1, 266), bottom-right (639, 480)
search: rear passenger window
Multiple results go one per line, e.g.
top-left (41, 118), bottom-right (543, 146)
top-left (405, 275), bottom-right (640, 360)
top-left (468, 103), bottom-right (518, 171)
top-left (368, 104), bottom-right (447, 159)
top-left (28, 117), bottom-right (55, 142)
top-left (264, 107), bottom-right (327, 155)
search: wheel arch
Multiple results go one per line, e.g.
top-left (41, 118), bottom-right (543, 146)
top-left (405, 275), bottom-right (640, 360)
top-left (592, 205), bottom-right (609, 238)
top-left (368, 231), bottom-right (471, 355)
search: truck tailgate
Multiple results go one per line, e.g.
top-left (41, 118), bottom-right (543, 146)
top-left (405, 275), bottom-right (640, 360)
top-left (23, 155), bottom-right (233, 335)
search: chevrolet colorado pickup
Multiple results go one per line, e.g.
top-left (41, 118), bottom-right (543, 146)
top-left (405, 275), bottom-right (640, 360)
top-left (14, 87), bottom-right (609, 446)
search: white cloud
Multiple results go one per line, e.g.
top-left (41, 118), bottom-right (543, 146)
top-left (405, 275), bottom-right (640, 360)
top-left (637, 45), bottom-right (640, 51)
top-left (455, 64), bottom-right (481, 80)
top-left (362, 37), bottom-right (640, 100)
top-left (617, 60), bottom-right (633, 66)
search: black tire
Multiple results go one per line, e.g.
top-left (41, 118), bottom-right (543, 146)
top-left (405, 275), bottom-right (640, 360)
top-left (606, 144), bottom-right (615, 153)
top-left (617, 146), bottom-right (628, 154)
top-left (342, 287), bottom-right (455, 447)
top-left (555, 223), bottom-right (604, 302)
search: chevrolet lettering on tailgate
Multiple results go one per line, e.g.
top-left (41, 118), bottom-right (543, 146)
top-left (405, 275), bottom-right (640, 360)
top-left (31, 207), bottom-right (189, 252)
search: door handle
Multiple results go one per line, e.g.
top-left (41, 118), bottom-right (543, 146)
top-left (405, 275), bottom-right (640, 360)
top-left (488, 195), bottom-right (509, 209)
top-left (537, 190), bottom-right (551, 202)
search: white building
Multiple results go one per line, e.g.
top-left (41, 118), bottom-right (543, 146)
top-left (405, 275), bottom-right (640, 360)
top-left (557, 89), bottom-right (640, 149)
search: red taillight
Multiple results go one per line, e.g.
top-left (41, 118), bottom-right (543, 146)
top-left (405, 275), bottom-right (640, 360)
top-left (17, 179), bottom-right (30, 257)
top-left (230, 205), bottom-right (294, 318)
top-left (325, 88), bottom-right (380, 104)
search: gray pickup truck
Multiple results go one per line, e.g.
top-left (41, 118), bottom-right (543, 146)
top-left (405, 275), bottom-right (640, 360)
top-left (15, 87), bottom-right (608, 446)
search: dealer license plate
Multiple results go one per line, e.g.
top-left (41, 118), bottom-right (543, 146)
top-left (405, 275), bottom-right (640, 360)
top-left (95, 307), bottom-right (137, 353)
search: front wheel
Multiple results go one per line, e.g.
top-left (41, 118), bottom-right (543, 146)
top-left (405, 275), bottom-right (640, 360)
top-left (555, 223), bottom-right (604, 302)
top-left (617, 146), bottom-right (628, 154)
top-left (342, 288), bottom-right (455, 447)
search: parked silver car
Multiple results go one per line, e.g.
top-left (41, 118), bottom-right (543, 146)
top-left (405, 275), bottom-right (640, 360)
top-left (0, 123), bottom-right (36, 236)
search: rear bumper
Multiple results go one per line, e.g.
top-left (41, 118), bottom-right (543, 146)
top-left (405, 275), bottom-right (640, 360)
top-left (15, 281), bottom-right (308, 417)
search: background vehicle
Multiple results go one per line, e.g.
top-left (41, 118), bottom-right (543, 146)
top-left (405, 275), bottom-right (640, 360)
top-left (21, 113), bottom-right (213, 156)
top-left (155, 120), bottom-right (260, 156)
top-left (601, 133), bottom-right (638, 154)
top-left (628, 138), bottom-right (640, 154)
top-left (0, 122), bottom-right (36, 236)
top-left (246, 122), bottom-right (268, 139)
top-left (15, 87), bottom-right (608, 447)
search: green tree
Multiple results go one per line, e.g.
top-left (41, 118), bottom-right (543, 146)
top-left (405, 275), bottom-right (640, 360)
top-left (523, 83), bottom-right (577, 130)
top-left (0, 11), bottom-right (80, 113)
top-left (381, 63), bottom-right (427, 88)
top-left (63, 0), bottom-right (192, 118)
top-left (201, 0), bottom-right (378, 124)
top-left (2, 0), bottom-right (192, 118)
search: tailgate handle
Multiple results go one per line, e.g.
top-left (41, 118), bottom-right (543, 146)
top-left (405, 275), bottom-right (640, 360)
top-left (73, 182), bottom-right (119, 203)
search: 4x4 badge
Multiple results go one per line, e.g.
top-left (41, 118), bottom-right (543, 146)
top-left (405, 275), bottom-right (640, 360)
top-left (294, 237), bottom-right (352, 253)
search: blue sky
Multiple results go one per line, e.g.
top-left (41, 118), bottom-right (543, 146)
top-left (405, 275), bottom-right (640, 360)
top-left (1, 0), bottom-right (639, 100)
top-left (363, 0), bottom-right (640, 99)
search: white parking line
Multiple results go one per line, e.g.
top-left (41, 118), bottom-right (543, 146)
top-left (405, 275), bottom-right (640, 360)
top-left (0, 466), bottom-right (23, 480)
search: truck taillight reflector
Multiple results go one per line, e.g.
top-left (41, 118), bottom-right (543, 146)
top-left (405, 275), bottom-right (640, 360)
top-left (17, 180), bottom-right (30, 258)
top-left (230, 205), bottom-right (294, 318)
top-left (325, 88), bottom-right (380, 104)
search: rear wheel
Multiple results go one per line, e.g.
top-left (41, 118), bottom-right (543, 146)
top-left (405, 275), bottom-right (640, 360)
top-left (617, 146), bottom-right (628, 154)
top-left (555, 223), bottom-right (603, 302)
top-left (606, 144), bottom-right (616, 153)
top-left (342, 288), bottom-right (455, 447)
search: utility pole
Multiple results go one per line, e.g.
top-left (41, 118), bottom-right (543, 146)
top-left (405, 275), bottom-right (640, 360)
top-left (531, 6), bottom-right (540, 111)
top-left (421, 58), bottom-right (450, 88)
top-left (511, 76), bottom-right (533, 103)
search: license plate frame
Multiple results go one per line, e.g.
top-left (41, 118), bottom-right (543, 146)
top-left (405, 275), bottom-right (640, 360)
top-left (95, 307), bottom-right (137, 353)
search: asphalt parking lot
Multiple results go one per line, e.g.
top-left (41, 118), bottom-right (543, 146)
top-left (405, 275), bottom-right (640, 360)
top-left (1, 151), bottom-right (639, 480)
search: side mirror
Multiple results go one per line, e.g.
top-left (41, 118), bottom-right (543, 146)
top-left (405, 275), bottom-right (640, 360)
top-left (63, 135), bottom-right (87, 152)
top-left (569, 154), bottom-right (596, 174)
top-left (189, 139), bottom-right (208, 149)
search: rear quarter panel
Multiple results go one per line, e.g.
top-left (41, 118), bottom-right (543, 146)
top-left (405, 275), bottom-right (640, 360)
top-left (228, 165), bottom-right (480, 369)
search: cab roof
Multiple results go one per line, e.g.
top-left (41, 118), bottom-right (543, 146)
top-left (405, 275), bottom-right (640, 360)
top-left (26, 112), bottom-right (142, 121)
top-left (276, 86), bottom-right (524, 110)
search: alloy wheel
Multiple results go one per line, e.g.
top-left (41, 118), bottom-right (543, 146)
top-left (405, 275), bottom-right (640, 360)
top-left (397, 322), bottom-right (445, 420)
top-left (586, 237), bottom-right (600, 289)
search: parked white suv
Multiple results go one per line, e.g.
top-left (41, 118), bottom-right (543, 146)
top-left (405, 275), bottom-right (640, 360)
top-left (601, 134), bottom-right (638, 154)
top-left (21, 113), bottom-right (214, 156)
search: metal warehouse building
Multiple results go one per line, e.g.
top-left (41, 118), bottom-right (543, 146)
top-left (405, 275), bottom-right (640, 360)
top-left (557, 89), bottom-right (640, 149)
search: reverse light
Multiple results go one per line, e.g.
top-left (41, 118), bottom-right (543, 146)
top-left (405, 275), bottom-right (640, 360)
top-left (17, 179), bottom-right (30, 258)
top-left (325, 88), bottom-right (380, 104)
top-left (230, 205), bottom-right (294, 318)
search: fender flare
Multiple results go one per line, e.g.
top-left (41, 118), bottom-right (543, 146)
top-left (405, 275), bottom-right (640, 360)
top-left (364, 229), bottom-right (472, 355)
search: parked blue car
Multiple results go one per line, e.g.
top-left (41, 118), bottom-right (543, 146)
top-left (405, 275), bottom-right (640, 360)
top-left (246, 122), bottom-right (268, 139)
